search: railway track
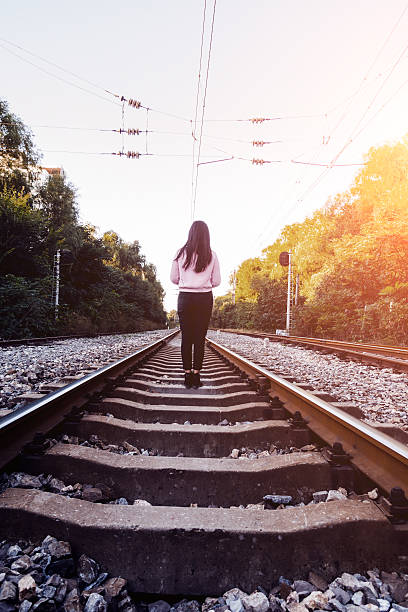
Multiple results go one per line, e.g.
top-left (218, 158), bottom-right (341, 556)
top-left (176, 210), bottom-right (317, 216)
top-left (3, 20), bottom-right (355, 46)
top-left (0, 330), bottom-right (407, 596)
top-left (218, 329), bottom-right (408, 373)
top-left (0, 330), bottom-right (163, 348)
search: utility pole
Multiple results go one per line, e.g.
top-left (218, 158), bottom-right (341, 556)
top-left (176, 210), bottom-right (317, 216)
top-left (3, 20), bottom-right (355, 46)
top-left (286, 250), bottom-right (292, 334)
top-left (231, 269), bottom-right (236, 305)
top-left (53, 249), bottom-right (61, 320)
top-left (295, 273), bottom-right (299, 306)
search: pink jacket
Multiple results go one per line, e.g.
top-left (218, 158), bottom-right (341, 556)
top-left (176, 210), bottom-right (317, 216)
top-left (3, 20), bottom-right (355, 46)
top-left (170, 250), bottom-right (221, 292)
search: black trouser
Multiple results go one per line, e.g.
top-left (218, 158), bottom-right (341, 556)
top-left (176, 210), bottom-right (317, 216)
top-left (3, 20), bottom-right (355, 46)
top-left (177, 291), bottom-right (213, 370)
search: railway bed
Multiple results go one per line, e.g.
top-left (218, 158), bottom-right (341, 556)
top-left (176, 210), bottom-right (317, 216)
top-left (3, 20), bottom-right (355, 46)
top-left (0, 330), bottom-right (407, 597)
top-left (217, 329), bottom-right (408, 374)
top-left (210, 330), bottom-right (408, 437)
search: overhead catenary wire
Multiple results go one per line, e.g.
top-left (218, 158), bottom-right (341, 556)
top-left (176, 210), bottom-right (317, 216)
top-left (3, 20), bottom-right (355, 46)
top-left (37, 141), bottom-right (367, 167)
top-left (353, 72), bottom-right (408, 140)
top-left (191, 0), bottom-right (217, 220)
top-left (0, 36), bottom-right (115, 97)
top-left (291, 160), bottom-right (367, 167)
top-left (0, 122), bottom-right (148, 134)
top-left (2, 11), bottom-right (407, 259)
top-left (4, 33), bottom-right (398, 143)
top-left (250, 2), bottom-right (408, 253)
top-left (0, 37), bottom-right (191, 123)
top-left (318, 2), bottom-right (408, 148)
top-left (41, 150), bottom-right (237, 160)
top-left (4, 33), bottom-right (402, 131)
top-left (0, 120), bottom-right (300, 147)
top-left (198, 156), bottom-right (234, 166)
top-left (295, 4), bottom-right (408, 198)
top-left (42, 150), bottom-right (150, 158)
top-left (0, 42), bottom-right (120, 107)
top-left (190, 0), bottom-right (208, 217)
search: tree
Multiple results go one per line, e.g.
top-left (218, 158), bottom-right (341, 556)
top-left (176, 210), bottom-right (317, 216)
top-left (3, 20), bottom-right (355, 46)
top-left (235, 257), bottom-right (262, 301)
top-left (252, 276), bottom-right (287, 332)
top-left (0, 275), bottom-right (54, 339)
top-left (0, 99), bottom-right (167, 338)
top-left (0, 188), bottom-right (47, 277)
top-left (102, 231), bottom-right (145, 275)
top-left (0, 99), bottom-right (40, 194)
top-left (38, 174), bottom-right (80, 256)
top-left (214, 136), bottom-right (408, 343)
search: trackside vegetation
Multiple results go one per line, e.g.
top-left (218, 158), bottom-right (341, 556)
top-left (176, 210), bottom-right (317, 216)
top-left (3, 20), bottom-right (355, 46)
top-left (0, 100), bottom-right (166, 339)
top-left (211, 136), bottom-right (408, 345)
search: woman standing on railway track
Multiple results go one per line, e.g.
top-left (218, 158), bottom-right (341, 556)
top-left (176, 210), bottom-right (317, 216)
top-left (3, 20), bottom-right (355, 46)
top-left (170, 220), bottom-right (221, 389)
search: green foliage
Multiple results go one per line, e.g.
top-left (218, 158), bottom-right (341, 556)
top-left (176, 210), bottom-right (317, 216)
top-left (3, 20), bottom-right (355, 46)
top-left (0, 99), bottom-right (40, 194)
top-left (0, 100), bottom-right (166, 338)
top-left (210, 296), bottom-right (255, 330)
top-left (102, 231), bottom-right (145, 275)
top-left (220, 136), bottom-right (408, 344)
top-left (0, 275), bottom-right (56, 339)
top-left (38, 175), bottom-right (80, 256)
top-left (251, 276), bottom-right (287, 332)
top-left (0, 188), bottom-right (47, 277)
top-left (167, 309), bottom-right (178, 328)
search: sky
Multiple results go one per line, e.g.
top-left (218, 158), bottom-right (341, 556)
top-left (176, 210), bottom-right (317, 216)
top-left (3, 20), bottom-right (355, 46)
top-left (2, 0), bottom-right (408, 311)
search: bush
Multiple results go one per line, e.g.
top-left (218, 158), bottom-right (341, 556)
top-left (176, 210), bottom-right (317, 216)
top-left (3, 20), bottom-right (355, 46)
top-left (0, 275), bottom-right (56, 339)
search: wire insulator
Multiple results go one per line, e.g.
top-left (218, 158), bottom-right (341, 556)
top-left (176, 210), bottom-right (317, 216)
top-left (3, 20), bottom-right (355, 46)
top-left (128, 99), bottom-right (141, 109)
top-left (250, 118), bottom-right (266, 124)
top-left (114, 150), bottom-right (140, 158)
top-left (115, 128), bottom-right (141, 135)
top-left (252, 141), bottom-right (266, 147)
top-left (252, 158), bottom-right (266, 165)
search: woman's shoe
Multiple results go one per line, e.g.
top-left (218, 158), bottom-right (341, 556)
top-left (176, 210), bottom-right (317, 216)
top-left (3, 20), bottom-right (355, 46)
top-left (184, 372), bottom-right (193, 388)
top-left (192, 372), bottom-right (201, 389)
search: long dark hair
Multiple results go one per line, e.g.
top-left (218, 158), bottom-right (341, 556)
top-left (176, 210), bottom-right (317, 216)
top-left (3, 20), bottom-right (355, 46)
top-left (176, 220), bottom-right (212, 272)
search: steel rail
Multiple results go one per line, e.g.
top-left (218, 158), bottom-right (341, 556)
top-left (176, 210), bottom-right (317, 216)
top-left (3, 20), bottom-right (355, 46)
top-left (218, 329), bottom-right (408, 359)
top-left (0, 329), bottom-right (170, 347)
top-left (215, 329), bottom-right (408, 373)
top-left (0, 329), bottom-right (179, 468)
top-left (276, 335), bottom-right (408, 359)
top-left (207, 337), bottom-right (408, 496)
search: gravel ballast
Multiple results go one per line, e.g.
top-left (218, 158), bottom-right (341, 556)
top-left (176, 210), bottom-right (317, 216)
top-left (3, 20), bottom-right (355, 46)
top-left (208, 331), bottom-right (408, 432)
top-left (0, 331), bottom-right (171, 411)
top-left (0, 532), bottom-right (407, 611)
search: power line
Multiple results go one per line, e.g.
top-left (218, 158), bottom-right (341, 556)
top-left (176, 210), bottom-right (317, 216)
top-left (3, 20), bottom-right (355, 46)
top-left (0, 37), bottom-right (191, 122)
top-left (0, 120), bottom-right (306, 148)
top-left (0, 42), bottom-right (120, 107)
top-left (38, 145), bottom-right (367, 167)
top-left (327, 37), bottom-right (408, 167)
top-left (191, 0), bottom-right (217, 220)
top-left (320, 2), bottom-right (408, 148)
top-left (0, 121), bottom-right (202, 138)
top-left (190, 0), bottom-right (208, 217)
top-left (42, 150), bottom-right (151, 158)
top-left (296, 4), bottom-right (408, 195)
top-left (288, 34), bottom-right (408, 209)
top-left (198, 156), bottom-right (234, 166)
top-left (0, 36), bottom-right (115, 96)
top-left (291, 160), bottom-right (367, 167)
top-left (41, 149), bottom-right (234, 160)
top-left (353, 72), bottom-right (408, 140)
top-left (204, 113), bottom-right (329, 123)
top-left (251, 2), bottom-right (408, 252)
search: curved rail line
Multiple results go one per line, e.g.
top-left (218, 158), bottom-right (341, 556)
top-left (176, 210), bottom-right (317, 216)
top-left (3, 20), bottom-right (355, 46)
top-left (0, 331), bottom-right (407, 595)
